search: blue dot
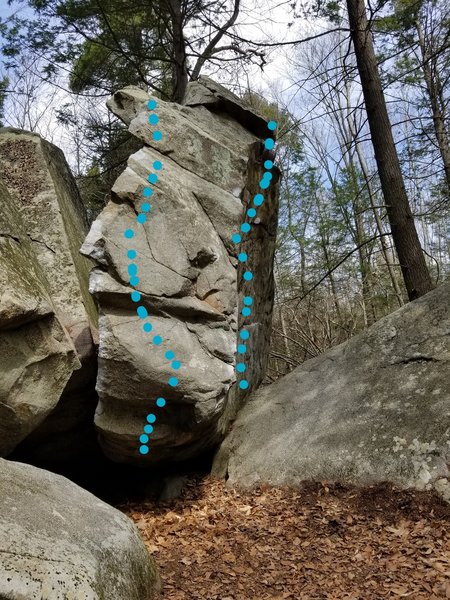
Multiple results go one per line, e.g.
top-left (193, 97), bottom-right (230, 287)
top-left (169, 376), bottom-right (178, 387)
top-left (165, 350), bottom-right (175, 360)
top-left (131, 291), bottom-right (141, 302)
top-left (236, 363), bottom-right (246, 373)
top-left (254, 194), bottom-right (264, 205)
top-left (127, 249), bottom-right (137, 259)
top-left (140, 434), bottom-right (149, 444)
top-left (242, 307), bottom-right (251, 317)
top-left (260, 179), bottom-right (270, 190)
top-left (128, 264), bottom-right (138, 276)
top-left (171, 360), bottom-right (181, 370)
top-left (156, 397), bottom-right (166, 408)
top-left (153, 335), bottom-right (162, 345)
top-left (139, 445), bottom-right (149, 455)
top-left (130, 276), bottom-right (139, 286)
top-left (238, 253), bottom-right (248, 262)
top-left (147, 413), bottom-right (156, 424)
top-left (264, 160), bottom-right (273, 169)
top-left (137, 213), bottom-right (147, 224)
top-left (240, 329), bottom-right (250, 340)
top-left (153, 160), bottom-right (162, 170)
top-left (143, 187), bottom-right (153, 197)
top-left (149, 114), bottom-right (159, 125)
top-left (243, 271), bottom-right (253, 281)
top-left (143, 322), bottom-right (153, 332)
top-left (148, 173), bottom-right (158, 185)
top-left (153, 131), bottom-right (162, 141)
top-left (244, 296), bottom-right (253, 305)
top-left (148, 99), bottom-right (157, 110)
top-left (239, 380), bottom-right (249, 390)
top-left (144, 424), bottom-right (154, 434)
top-left (247, 208), bottom-right (256, 218)
top-left (137, 306), bottom-right (148, 319)
top-left (263, 172), bottom-right (273, 180)
top-left (238, 344), bottom-right (247, 353)
top-left (265, 138), bottom-right (275, 150)
top-left (124, 229), bottom-right (134, 239)
top-left (241, 223), bottom-right (251, 233)
top-left (232, 233), bottom-right (241, 244)
top-left (141, 203), bottom-right (151, 212)
top-left (268, 120), bottom-right (277, 131)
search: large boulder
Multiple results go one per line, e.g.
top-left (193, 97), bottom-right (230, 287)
top-left (0, 178), bottom-right (79, 455)
top-left (0, 129), bottom-right (98, 462)
top-left (213, 283), bottom-right (450, 501)
top-left (81, 78), bottom-right (279, 464)
top-left (0, 458), bottom-right (160, 599)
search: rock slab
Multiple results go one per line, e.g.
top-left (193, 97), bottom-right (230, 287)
top-left (214, 283), bottom-right (450, 501)
top-left (0, 458), bottom-right (160, 599)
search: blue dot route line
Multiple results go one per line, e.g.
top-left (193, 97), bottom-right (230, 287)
top-left (123, 99), bottom-right (278, 455)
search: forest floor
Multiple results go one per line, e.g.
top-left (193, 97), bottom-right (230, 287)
top-left (121, 476), bottom-right (450, 600)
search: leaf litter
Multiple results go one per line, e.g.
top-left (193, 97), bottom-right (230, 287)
top-left (119, 476), bottom-right (450, 599)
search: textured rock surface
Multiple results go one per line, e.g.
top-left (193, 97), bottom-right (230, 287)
top-left (0, 178), bottom-right (79, 455)
top-left (81, 78), bottom-right (279, 464)
top-left (0, 458), bottom-right (160, 599)
top-left (213, 283), bottom-right (450, 500)
top-left (184, 76), bottom-right (275, 140)
top-left (0, 129), bottom-right (98, 461)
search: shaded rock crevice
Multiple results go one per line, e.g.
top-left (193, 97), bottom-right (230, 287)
top-left (0, 232), bottom-right (20, 244)
top-left (26, 234), bottom-right (56, 254)
top-left (389, 355), bottom-right (444, 365)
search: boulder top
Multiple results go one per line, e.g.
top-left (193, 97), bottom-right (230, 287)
top-left (107, 77), bottom-right (272, 140)
top-left (184, 76), bottom-right (271, 139)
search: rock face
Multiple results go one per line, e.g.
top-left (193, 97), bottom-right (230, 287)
top-left (0, 458), bottom-right (160, 599)
top-left (81, 77), bottom-right (279, 464)
top-left (0, 129), bottom-right (98, 461)
top-left (0, 178), bottom-right (79, 456)
top-left (213, 283), bottom-right (450, 501)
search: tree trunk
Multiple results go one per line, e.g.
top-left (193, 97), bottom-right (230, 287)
top-left (167, 0), bottom-right (188, 103)
top-left (354, 140), bottom-right (405, 307)
top-left (346, 0), bottom-right (433, 300)
top-left (279, 305), bottom-right (292, 375)
top-left (315, 195), bottom-right (343, 322)
top-left (342, 80), bottom-right (405, 307)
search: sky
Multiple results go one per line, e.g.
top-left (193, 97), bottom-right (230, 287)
top-left (0, 2), bottom-right (31, 25)
top-left (0, 4), bottom-right (13, 20)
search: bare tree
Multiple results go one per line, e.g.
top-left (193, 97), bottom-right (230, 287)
top-left (2, 54), bottom-right (61, 139)
top-left (346, 0), bottom-right (433, 300)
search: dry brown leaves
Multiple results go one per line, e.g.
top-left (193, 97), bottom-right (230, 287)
top-left (120, 477), bottom-right (450, 600)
